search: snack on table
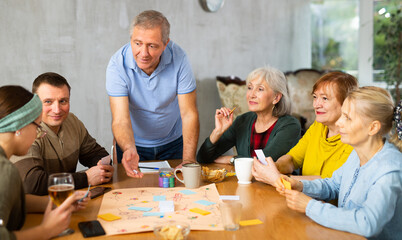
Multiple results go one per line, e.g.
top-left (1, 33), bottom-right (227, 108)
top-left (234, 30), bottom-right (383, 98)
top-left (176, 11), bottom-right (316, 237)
top-left (159, 225), bottom-right (183, 240)
top-left (154, 221), bottom-right (190, 240)
top-left (202, 166), bottom-right (227, 183)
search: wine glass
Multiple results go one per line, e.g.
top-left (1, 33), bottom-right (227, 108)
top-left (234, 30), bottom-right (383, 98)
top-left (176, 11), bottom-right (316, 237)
top-left (48, 173), bottom-right (75, 236)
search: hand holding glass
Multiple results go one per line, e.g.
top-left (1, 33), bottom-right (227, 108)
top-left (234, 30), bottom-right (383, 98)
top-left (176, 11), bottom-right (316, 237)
top-left (48, 173), bottom-right (75, 235)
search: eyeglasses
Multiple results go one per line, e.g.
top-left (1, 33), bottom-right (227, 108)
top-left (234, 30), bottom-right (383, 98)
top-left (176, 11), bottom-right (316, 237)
top-left (31, 122), bottom-right (47, 139)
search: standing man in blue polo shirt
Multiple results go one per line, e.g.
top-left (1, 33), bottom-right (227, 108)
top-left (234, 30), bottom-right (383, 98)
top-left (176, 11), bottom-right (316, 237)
top-left (106, 10), bottom-right (199, 178)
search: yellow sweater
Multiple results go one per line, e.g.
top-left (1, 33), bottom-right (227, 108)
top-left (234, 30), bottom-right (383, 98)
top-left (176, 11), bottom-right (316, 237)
top-left (287, 121), bottom-right (353, 178)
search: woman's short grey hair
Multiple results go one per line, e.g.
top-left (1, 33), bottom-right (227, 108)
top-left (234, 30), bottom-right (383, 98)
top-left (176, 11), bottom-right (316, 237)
top-left (246, 66), bottom-right (292, 117)
top-left (130, 10), bottom-right (170, 44)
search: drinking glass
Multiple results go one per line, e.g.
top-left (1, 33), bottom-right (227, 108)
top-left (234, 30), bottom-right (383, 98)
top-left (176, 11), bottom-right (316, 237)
top-left (219, 201), bottom-right (242, 231)
top-left (48, 173), bottom-right (75, 236)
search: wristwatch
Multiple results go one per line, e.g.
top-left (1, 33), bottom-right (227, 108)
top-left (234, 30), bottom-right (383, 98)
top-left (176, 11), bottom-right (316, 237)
top-left (230, 156), bottom-right (237, 165)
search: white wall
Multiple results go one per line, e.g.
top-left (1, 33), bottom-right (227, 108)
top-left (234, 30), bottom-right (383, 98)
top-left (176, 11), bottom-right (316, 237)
top-left (0, 0), bottom-right (311, 153)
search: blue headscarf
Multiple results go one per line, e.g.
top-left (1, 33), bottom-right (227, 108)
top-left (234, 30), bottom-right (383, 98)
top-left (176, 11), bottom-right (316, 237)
top-left (0, 94), bottom-right (42, 133)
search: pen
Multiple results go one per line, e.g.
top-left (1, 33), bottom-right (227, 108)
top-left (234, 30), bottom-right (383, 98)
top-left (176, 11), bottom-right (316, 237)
top-left (229, 107), bottom-right (236, 115)
top-left (139, 166), bottom-right (160, 170)
top-left (218, 107), bottom-right (236, 117)
top-left (79, 184), bottom-right (91, 202)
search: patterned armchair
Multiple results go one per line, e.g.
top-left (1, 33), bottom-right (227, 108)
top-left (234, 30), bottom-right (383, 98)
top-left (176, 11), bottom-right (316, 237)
top-left (216, 76), bottom-right (248, 119)
top-left (216, 69), bottom-right (325, 135)
top-left (285, 69), bottom-right (324, 129)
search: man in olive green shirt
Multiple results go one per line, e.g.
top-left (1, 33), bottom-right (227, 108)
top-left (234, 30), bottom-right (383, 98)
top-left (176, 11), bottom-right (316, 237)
top-left (11, 72), bottom-right (114, 195)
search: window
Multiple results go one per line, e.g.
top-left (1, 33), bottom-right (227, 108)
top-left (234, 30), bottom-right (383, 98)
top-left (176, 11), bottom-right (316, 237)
top-left (311, 0), bottom-right (359, 74)
top-left (373, 0), bottom-right (401, 101)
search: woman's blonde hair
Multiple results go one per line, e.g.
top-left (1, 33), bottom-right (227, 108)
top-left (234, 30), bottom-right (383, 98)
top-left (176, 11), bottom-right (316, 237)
top-left (346, 86), bottom-right (401, 151)
top-left (246, 66), bottom-right (291, 117)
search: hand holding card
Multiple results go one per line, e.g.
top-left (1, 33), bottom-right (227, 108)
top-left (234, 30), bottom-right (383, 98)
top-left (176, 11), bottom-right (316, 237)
top-left (100, 155), bottom-right (111, 165)
top-left (254, 149), bottom-right (268, 165)
top-left (281, 177), bottom-right (292, 190)
top-left (253, 150), bottom-right (281, 186)
top-left (78, 184), bottom-right (91, 202)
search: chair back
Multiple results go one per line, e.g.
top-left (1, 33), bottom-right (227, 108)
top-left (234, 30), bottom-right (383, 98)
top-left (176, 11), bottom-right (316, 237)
top-left (216, 76), bottom-right (248, 119)
top-left (285, 69), bottom-right (324, 128)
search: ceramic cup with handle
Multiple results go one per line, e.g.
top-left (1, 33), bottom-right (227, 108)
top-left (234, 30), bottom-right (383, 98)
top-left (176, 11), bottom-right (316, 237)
top-left (234, 157), bottom-right (254, 184)
top-left (174, 163), bottom-right (201, 188)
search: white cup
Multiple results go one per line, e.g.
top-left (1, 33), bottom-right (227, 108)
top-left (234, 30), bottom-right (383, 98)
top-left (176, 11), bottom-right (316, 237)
top-left (234, 158), bottom-right (253, 184)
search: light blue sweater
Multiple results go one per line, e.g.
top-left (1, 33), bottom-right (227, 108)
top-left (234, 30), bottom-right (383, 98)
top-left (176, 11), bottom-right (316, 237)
top-left (302, 140), bottom-right (402, 239)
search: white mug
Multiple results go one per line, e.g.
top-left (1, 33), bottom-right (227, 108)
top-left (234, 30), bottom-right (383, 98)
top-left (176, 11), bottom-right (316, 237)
top-left (234, 158), bottom-right (253, 184)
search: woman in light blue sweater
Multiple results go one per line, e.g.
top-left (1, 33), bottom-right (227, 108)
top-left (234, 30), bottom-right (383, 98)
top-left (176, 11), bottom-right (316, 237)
top-left (278, 87), bottom-right (402, 239)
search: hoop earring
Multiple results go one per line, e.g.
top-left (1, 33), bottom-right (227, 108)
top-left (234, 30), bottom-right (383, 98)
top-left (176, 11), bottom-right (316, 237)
top-left (15, 131), bottom-right (21, 136)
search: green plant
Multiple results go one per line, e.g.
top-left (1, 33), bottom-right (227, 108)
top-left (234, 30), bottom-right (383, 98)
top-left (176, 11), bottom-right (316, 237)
top-left (375, 4), bottom-right (401, 102)
top-left (312, 38), bottom-right (344, 70)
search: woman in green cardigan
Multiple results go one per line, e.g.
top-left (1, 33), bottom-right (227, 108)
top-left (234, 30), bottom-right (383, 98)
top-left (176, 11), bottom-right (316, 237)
top-left (197, 66), bottom-right (301, 164)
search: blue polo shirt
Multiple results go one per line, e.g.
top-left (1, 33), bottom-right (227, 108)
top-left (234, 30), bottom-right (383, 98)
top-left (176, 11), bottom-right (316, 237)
top-left (106, 41), bottom-right (196, 147)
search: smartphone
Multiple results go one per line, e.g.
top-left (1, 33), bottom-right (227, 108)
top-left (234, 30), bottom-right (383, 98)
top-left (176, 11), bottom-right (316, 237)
top-left (90, 187), bottom-right (111, 199)
top-left (78, 220), bottom-right (106, 237)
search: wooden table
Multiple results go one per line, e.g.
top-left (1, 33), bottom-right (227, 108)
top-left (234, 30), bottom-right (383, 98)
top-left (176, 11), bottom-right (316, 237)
top-left (23, 160), bottom-right (365, 240)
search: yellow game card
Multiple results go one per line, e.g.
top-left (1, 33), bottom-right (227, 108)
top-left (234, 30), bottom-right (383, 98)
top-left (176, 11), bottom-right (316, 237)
top-left (189, 208), bottom-right (211, 216)
top-left (239, 219), bottom-right (263, 226)
top-left (226, 172), bottom-right (236, 177)
top-left (98, 213), bottom-right (121, 221)
top-left (281, 177), bottom-right (291, 190)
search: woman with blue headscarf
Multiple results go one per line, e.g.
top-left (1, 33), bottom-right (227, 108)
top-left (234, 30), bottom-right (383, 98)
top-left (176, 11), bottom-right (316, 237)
top-left (0, 85), bottom-right (89, 240)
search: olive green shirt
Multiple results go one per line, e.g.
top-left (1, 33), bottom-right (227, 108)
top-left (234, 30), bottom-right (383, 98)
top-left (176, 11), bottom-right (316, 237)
top-left (11, 113), bottom-right (108, 195)
top-left (0, 146), bottom-right (25, 240)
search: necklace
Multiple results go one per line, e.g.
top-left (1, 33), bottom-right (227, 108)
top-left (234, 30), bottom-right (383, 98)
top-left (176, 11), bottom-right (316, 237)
top-left (255, 117), bottom-right (277, 133)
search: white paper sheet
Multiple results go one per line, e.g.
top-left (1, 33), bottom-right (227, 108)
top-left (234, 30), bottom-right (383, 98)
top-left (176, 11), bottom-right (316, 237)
top-left (138, 161), bottom-right (171, 173)
top-left (219, 195), bottom-right (240, 200)
top-left (159, 200), bottom-right (174, 212)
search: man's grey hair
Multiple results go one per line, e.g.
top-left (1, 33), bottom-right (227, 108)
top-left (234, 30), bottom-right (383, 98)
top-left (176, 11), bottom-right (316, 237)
top-left (130, 10), bottom-right (170, 44)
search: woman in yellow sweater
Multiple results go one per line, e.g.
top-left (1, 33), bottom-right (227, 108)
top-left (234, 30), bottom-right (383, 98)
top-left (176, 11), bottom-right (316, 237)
top-left (252, 72), bottom-right (358, 184)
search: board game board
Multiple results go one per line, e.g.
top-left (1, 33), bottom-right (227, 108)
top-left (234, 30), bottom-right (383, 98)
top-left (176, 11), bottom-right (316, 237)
top-left (97, 183), bottom-right (224, 235)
